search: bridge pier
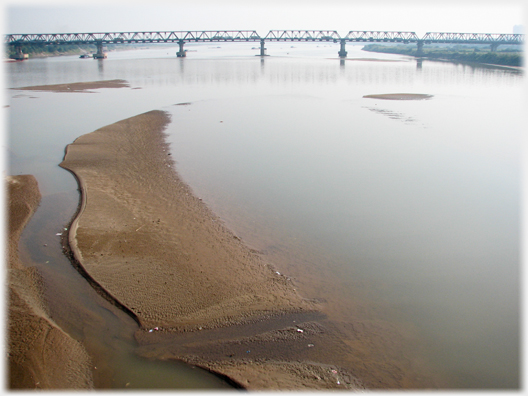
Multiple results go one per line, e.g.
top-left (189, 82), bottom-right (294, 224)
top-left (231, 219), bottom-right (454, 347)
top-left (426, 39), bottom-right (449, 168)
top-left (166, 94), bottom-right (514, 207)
top-left (416, 41), bottom-right (424, 57)
top-left (11, 45), bottom-right (28, 60)
top-left (11, 45), bottom-right (29, 60)
top-left (259, 39), bottom-right (267, 56)
top-left (176, 40), bottom-right (186, 57)
top-left (338, 39), bottom-right (347, 58)
top-left (490, 43), bottom-right (500, 52)
top-left (93, 41), bottom-right (107, 59)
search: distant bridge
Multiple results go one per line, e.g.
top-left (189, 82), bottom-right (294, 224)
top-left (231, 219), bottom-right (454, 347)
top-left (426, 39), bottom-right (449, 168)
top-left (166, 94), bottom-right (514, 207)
top-left (5, 30), bottom-right (524, 59)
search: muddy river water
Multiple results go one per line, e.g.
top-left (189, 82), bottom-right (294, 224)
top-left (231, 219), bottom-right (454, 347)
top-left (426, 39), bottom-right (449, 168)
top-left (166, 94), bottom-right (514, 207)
top-left (6, 42), bottom-right (522, 389)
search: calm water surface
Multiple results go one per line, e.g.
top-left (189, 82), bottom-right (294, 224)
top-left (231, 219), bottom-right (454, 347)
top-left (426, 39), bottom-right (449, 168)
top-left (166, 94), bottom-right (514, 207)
top-left (6, 42), bottom-right (522, 389)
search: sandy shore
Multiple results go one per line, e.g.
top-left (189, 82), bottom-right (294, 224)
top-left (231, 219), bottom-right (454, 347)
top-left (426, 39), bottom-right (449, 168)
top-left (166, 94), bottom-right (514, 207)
top-left (7, 175), bottom-right (94, 389)
top-left (57, 109), bottom-right (371, 390)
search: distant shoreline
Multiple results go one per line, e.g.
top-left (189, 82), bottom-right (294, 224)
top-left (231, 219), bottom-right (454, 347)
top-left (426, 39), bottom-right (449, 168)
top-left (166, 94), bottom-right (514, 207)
top-left (361, 44), bottom-right (523, 68)
top-left (5, 43), bottom-right (169, 60)
top-left (8, 43), bottom-right (523, 70)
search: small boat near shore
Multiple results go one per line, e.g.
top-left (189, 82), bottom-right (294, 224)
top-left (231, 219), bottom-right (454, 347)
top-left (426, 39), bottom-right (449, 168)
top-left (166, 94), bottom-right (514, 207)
top-left (79, 54), bottom-right (91, 59)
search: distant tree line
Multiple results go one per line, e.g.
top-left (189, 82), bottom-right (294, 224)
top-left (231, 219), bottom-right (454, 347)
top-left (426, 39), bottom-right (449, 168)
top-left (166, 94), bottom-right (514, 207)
top-left (362, 44), bottom-right (523, 67)
top-left (5, 43), bottom-right (97, 58)
top-left (4, 43), bottom-right (143, 58)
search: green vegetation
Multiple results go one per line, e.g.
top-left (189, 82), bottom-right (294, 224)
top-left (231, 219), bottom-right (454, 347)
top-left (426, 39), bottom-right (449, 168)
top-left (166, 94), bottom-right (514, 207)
top-left (4, 43), bottom-right (143, 59)
top-left (5, 43), bottom-right (97, 58)
top-left (362, 44), bottom-right (523, 67)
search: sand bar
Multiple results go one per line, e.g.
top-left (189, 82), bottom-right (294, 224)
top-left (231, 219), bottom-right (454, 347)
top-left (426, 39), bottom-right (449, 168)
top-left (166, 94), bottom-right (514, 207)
top-left (12, 79), bottom-right (130, 93)
top-left (59, 110), bottom-right (315, 330)
top-left (363, 93), bottom-right (433, 100)
top-left (58, 109), bottom-right (370, 389)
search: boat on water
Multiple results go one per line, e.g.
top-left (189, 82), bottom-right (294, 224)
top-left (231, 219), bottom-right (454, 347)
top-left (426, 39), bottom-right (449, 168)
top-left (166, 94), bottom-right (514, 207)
top-left (79, 54), bottom-right (91, 59)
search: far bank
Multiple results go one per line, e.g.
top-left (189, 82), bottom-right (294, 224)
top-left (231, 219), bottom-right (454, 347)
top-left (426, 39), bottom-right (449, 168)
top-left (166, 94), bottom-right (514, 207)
top-left (362, 43), bottom-right (523, 67)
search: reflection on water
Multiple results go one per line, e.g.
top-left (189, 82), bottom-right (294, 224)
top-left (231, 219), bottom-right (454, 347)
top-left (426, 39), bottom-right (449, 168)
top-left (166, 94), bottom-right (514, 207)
top-left (363, 106), bottom-right (419, 124)
top-left (6, 43), bottom-right (522, 389)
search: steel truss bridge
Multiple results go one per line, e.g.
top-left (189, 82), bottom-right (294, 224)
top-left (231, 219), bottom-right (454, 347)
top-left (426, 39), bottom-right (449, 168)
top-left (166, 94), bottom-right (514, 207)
top-left (5, 30), bottom-right (524, 59)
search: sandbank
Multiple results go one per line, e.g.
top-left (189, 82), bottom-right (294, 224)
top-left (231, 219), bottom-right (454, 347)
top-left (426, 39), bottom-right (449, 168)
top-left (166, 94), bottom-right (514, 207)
top-left (7, 175), bottom-right (94, 389)
top-left (58, 110), bottom-right (370, 390)
top-left (363, 93), bottom-right (433, 100)
top-left (12, 79), bottom-right (129, 93)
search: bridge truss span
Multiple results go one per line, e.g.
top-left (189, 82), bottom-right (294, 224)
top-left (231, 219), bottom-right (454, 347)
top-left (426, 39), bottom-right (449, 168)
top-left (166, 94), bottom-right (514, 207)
top-left (179, 31), bottom-right (261, 42)
top-left (421, 32), bottom-right (524, 45)
top-left (264, 30), bottom-right (340, 41)
top-left (5, 30), bottom-right (263, 45)
top-left (344, 31), bottom-right (420, 43)
top-left (4, 29), bottom-right (524, 60)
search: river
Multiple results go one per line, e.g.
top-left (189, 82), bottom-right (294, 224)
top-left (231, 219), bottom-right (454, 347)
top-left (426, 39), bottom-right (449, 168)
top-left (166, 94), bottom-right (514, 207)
top-left (6, 41), bottom-right (522, 389)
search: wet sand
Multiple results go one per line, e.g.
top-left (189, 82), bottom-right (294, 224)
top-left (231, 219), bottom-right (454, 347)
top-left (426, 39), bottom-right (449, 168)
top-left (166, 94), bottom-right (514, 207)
top-left (363, 93), bottom-right (433, 100)
top-left (7, 175), bottom-right (94, 389)
top-left (59, 109), bottom-right (368, 390)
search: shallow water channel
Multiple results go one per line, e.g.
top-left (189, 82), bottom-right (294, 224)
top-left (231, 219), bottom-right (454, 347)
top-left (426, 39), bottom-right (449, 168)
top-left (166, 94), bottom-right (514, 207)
top-left (6, 42), bottom-right (523, 389)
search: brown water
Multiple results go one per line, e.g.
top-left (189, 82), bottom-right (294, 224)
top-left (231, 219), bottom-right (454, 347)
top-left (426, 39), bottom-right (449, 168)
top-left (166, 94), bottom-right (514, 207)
top-left (6, 42), bottom-right (522, 389)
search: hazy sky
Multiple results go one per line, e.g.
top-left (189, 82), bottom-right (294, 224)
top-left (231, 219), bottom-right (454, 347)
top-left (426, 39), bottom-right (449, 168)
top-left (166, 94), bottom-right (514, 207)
top-left (3, 0), bottom-right (526, 37)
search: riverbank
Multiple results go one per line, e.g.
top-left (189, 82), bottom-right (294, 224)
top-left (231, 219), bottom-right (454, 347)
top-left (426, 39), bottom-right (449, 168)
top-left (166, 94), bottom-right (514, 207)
top-left (58, 109), bottom-right (368, 390)
top-left (5, 43), bottom-right (173, 60)
top-left (362, 44), bottom-right (523, 68)
top-left (7, 175), bottom-right (94, 389)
